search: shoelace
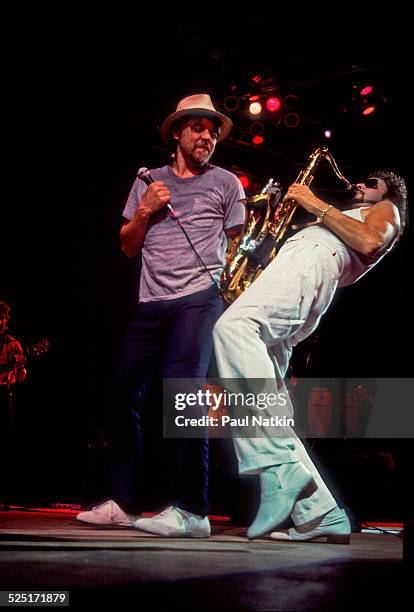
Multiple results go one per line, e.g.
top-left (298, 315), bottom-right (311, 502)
top-left (174, 507), bottom-right (190, 520)
top-left (90, 501), bottom-right (124, 522)
top-left (153, 506), bottom-right (175, 520)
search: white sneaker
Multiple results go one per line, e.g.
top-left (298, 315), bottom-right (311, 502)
top-left (134, 506), bottom-right (211, 538)
top-left (76, 500), bottom-right (135, 526)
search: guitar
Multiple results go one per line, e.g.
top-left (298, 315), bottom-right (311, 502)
top-left (0, 338), bottom-right (50, 385)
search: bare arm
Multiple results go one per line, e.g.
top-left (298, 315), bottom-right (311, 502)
top-left (225, 225), bottom-right (244, 239)
top-left (120, 209), bottom-right (152, 258)
top-left (14, 356), bottom-right (27, 383)
top-left (225, 224), bottom-right (244, 258)
top-left (120, 181), bottom-right (171, 257)
top-left (284, 184), bottom-right (401, 256)
top-left (8, 342), bottom-right (27, 384)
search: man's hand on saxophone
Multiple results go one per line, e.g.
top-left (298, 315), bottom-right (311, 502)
top-left (283, 183), bottom-right (327, 217)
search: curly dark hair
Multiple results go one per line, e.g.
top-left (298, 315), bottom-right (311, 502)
top-left (368, 170), bottom-right (408, 233)
top-left (0, 300), bottom-right (11, 322)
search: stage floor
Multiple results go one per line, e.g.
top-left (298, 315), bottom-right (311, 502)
top-left (0, 508), bottom-right (407, 610)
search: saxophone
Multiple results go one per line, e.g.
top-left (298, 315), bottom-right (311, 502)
top-left (220, 147), bottom-right (353, 303)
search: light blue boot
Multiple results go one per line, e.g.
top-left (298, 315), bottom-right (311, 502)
top-left (270, 506), bottom-right (351, 544)
top-left (247, 462), bottom-right (317, 540)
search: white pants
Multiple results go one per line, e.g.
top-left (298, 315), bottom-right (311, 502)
top-left (214, 238), bottom-right (350, 524)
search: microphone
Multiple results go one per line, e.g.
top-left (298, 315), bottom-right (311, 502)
top-left (136, 170), bottom-right (219, 290)
top-left (137, 167), bottom-right (177, 217)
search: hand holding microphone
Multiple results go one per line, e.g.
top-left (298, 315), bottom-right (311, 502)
top-left (136, 168), bottom-right (218, 289)
top-left (137, 167), bottom-right (177, 217)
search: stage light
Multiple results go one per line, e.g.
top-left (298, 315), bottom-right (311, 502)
top-left (283, 94), bottom-right (299, 110)
top-left (324, 129), bottom-right (332, 139)
top-left (266, 97), bottom-right (281, 112)
top-left (238, 175), bottom-right (250, 189)
top-left (309, 113), bottom-right (324, 125)
top-left (349, 83), bottom-right (383, 118)
top-left (249, 101), bottom-right (262, 116)
top-left (360, 85), bottom-right (374, 96)
top-left (283, 112), bottom-right (301, 128)
top-left (249, 121), bottom-right (264, 137)
top-left (252, 135), bottom-right (264, 145)
top-left (251, 74), bottom-right (262, 84)
top-left (224, 96), bottom-right (240, 111)
top-left (362, 105), bottom-right (376, 116)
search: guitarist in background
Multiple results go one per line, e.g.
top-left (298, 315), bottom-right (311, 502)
top-left (0, 301), bottom-right (27, 386)
top-left (0, 300), bottom-right (26, 509)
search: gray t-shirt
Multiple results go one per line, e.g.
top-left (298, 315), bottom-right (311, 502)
top-left (122, 164), bottom-right (245, 302)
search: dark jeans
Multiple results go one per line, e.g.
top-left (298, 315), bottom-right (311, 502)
top-left (109, 284), bottom-right (224, 517)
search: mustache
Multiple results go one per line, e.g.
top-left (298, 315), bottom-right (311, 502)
top-left (194, 141), bottom-right (210, 150)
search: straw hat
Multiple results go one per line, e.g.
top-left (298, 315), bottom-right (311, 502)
top-left (160, 93), bottom-right (233, 144)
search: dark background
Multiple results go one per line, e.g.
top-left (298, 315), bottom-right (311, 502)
top-left (2, 9), bottom-right (412, 521)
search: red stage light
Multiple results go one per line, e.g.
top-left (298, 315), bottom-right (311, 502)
top-left (266, 97), bottom-right (281, 112)
top-left (362, 105), bottom-right (376, 116)
top-left (252, 135), bottom-right (264, 145)
top-left (360, 85), bottom-right (374, 96)
top-left (238, 175), bottom-right (250, 189)
top-left (251, 74), bottom-right (262, 84)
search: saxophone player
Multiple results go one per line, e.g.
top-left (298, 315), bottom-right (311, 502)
top-left (213, 170), bottom-right (407, 542)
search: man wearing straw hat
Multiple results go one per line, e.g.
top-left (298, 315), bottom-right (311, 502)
top-left (77, 94), bottom-right (245, 537)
